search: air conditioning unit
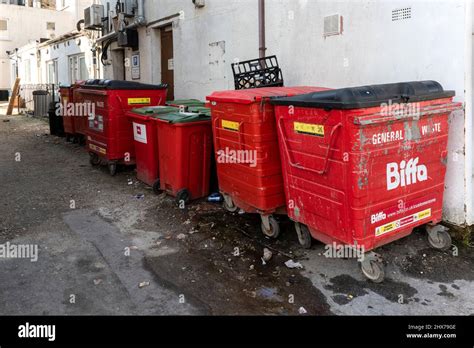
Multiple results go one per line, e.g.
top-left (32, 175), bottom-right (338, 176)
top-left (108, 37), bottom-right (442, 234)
top-left (118, 28), bottom-right (139, 49)
top-left (116, 0), bottom-right (137, 18)
top-left (84, 5), bottom-right (105, 30)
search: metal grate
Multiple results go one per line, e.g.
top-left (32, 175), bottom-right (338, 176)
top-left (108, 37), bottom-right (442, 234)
top-left (392, 7), bottom-right (411, 21)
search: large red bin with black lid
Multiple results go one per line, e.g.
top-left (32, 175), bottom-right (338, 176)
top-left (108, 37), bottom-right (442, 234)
top-left (271, 81), bottom-right (462, 282)
top-left (77, 79), bottom-right (167, 175)
top-left (207, 86), bottom-right (329, 238)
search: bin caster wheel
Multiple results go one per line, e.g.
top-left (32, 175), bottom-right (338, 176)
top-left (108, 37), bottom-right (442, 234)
top-left (261, 215), bottom-right (280, 239)
top-left (360, 256), bottom-right (385, 283)
top-left (152, 179), bottom-right (162, 194)
top-left (295, 222), bottom-right (312, 249)
top-left (66, 134), bottom-right (72, 142)
top-left (426, 224), bottom-right (452, 251)
top-left (176, 189), bottom-right (190, 205)
top-left (223, 194), bottom-right (238, 213)
top-left (108, 162), bottom-right (117, 176)
top-left (89, 153), bottom-right (100, 166)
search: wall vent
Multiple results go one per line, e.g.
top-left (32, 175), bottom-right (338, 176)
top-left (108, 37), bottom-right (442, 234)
top-left (323, 14), bottom-right (343, 37)
top-left (392, 7), bottom-right (411, 21)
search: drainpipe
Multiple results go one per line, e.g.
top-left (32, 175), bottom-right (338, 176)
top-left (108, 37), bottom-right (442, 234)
top-left (258, 0), bottom-right (266, 58)
top-left (135, 0), bottom-right (146, 26)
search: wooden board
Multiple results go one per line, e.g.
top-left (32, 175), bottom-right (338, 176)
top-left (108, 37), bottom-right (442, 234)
top-left (7, 78), bottom-right (20, 116)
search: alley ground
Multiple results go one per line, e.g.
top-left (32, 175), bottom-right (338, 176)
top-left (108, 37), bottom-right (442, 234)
top-left (0, 110), bottom-right (473, 315)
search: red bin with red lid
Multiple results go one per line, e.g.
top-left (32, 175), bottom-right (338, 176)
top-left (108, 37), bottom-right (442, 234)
top-left (60, 82), bottom-right (85, 143)
top-left (207, 86), bottom-right (329, 238)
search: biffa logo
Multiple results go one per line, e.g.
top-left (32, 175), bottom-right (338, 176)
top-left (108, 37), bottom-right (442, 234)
top-left (386, 157), bottom-right (428, 191)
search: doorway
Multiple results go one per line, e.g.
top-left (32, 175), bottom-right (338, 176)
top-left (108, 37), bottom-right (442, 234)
top-left (160, 25), bottom-right (174, 100)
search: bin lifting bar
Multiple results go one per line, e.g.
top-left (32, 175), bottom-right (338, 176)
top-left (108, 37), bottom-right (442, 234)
top-left (277, 118), bottom-right (342, 175)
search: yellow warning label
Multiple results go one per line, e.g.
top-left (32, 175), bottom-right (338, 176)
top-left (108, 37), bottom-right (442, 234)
top-left (417, 209), bottom-right (431, 220)
top-left (222, 120), bottom-right (239, 131)
top-left (89, 143), bottom-right (107, 155)
top-left (375, 209), bottom-right (431, 236)
top-left (128, 98), bottom-right (151, 105)
top-left (294, 122), bottom-right (325, 136)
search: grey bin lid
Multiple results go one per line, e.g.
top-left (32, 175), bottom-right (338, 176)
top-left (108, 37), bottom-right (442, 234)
top-left (270, 81), bottom-right (455, 110)
top-left (33, 90), bottom-right (49, 95)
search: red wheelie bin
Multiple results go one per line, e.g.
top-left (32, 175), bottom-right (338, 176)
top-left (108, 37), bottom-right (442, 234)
top-left (271, 81), bottom-right (462, 282)
top-left (126, 106), bottom-right (178, 191)
top-left (60, 82), bottom-right (84, 142)
top-left (73, 85), bottom-right (88, 145)
top-left (207, 86), bottom-right (328, 238)
top-left (78, 79), bottom-right (168, 175)
top-left (59, 85), bottom-right (75, 141)
top-left (153, 111), bottom-right (212, 204)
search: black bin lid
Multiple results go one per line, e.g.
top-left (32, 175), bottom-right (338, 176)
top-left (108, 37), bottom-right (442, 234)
top-left (270, 81), bottom-right (455, 109)
top-left (81, 79), bottom-right (168, 90)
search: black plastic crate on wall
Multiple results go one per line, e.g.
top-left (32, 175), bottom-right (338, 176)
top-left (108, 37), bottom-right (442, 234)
top-left (232, 56), bottom-right (284, 90)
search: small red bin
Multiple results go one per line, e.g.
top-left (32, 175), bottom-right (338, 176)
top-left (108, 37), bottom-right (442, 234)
top-left (126, 106), bottom-right (178, 190)
top-left (153, 112), bottom-right (212, 203)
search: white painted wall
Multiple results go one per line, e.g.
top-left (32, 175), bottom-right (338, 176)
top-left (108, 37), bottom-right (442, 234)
top-left (98, 0), bottom-right (473, 227)
top-left (38, 33), bottom-right (96, 85)
top-left (57, 0), bottom-right (100, 22)
top-left (0, 3), bottom-right (74, 89)
top-left (14, 42), bottom-right (40, 84)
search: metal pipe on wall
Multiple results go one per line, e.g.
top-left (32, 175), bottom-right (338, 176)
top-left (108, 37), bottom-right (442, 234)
top-left (258, 0), bottom-right (266, 58)
top-left (135, 0), bottom-right (146, 26)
